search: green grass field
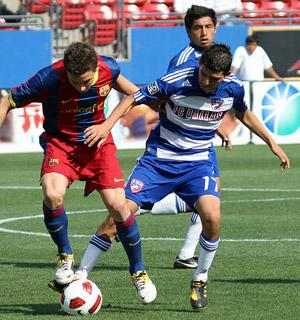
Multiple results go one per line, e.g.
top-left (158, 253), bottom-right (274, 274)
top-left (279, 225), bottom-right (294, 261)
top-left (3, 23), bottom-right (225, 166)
top-left (0, 144), bottom-right (299, 320)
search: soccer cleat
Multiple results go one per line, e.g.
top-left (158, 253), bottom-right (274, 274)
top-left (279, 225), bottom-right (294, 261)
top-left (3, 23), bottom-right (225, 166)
top-left (55, 253), bottom-right (75, 285)
top-left (190, 280), bottom-right (208, 310)
top-left (173, 256), bottom-right (198, 269)
top-left (48, 274), bottom-right (82, 294)
top-left (48, 279), bottom-right (66, 293)
top-left (131, 271), bottom-right (157, 304)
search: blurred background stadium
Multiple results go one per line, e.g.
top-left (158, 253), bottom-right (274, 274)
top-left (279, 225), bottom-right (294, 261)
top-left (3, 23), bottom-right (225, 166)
top-left (0, 0), bottom-right (300, 152)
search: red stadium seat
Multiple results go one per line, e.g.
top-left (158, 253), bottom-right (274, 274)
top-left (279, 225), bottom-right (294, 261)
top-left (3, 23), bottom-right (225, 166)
top-left (150, 0), bottom-right (174, 11)
top-left (240, 2), bottom-right (268, 24)
top-left (60, 0), bottom-right (86, 29)
top-left (290, 0), bottom-right (300, 23)
top-left (260, 1), bottom-right (290, 24)
top-left (142, 2), bottom-right (176, 26)
top-left (121, 4), bottom-right (149, 27)
top-left (85, 4), bottom-right (117, 45)
top-left (124, 0), bottom-right (147, 7)
top-left (27, 0), bottom-right (50, 14)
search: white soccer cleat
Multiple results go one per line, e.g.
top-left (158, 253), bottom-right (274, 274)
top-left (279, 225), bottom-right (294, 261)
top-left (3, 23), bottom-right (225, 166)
top-left (131, 271), bottom-right (157, 304)
top-left (55, 253), bottom-right (75, 285)
top-left (75, 267), bottom-right (88, 280)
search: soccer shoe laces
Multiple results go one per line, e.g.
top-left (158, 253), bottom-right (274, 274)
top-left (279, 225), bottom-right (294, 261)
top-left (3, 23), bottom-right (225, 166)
top-left (131, 271), bottom-right (150, 290)
top-left (191, 280), bottom-right (207, 297)
top-left (57, 253), bottom-right (74, 270)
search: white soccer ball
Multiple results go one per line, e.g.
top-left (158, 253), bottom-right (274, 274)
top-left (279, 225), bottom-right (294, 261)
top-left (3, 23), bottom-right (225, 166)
top-left (60, 279), bottom-right (102, 316)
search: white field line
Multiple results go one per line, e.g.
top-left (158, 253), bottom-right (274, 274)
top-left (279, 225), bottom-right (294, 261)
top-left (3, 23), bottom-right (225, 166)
top-left (0, 207), bottom-right (299, 241)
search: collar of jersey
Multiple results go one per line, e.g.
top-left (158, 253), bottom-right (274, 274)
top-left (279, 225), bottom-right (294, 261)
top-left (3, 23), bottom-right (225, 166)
top-left (91, 68), bottom-right (99, 85)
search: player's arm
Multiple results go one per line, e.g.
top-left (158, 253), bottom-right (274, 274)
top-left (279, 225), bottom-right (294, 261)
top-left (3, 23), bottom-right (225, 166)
top-left (0, 95), bottom-right (13, 127)
top-left (114, 74), bottom-right (139, 95)
top-left (235, 109), bottom-right (290, 170)
top-left (84, 94), bottom-right (138, 147)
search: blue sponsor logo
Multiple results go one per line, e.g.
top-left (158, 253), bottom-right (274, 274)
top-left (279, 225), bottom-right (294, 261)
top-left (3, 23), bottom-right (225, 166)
top-left (261, 83), bottom-right (300, 136)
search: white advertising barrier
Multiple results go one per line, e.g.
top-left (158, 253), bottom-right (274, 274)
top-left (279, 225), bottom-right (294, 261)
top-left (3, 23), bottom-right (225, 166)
top-left (0, 103), bottom-right (44, 153)
top-left (251, 81), bottom-right (300, 144)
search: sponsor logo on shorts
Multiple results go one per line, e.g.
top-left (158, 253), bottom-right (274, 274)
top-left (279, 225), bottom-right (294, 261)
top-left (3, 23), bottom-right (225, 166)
top-left (99, 84), bottom-right (110, 96)
top-left (130, 178), bottom-right (144, 193)
top-left (114, 177), bottom-right (124, 183)
top-left (147, 81), bottom-right (159, 95)
top-left (49, 158), bottom-right (59, 166)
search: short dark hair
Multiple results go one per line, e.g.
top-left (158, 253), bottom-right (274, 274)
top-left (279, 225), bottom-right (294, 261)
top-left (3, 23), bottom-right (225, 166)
top-left (245, 35), bottom-right (258, 45)
top-left (63, 42), bottom-right (98, 75)
top-left (184, 5), bottom-right (217, 30)
top-left (200, 44), bottom-right (232, 74)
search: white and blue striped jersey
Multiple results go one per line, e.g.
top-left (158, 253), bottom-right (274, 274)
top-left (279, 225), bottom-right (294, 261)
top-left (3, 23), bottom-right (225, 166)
top-left (168, 43), bottom-right (203, 71)
top-left (133, 63), bottom-right (247, 162)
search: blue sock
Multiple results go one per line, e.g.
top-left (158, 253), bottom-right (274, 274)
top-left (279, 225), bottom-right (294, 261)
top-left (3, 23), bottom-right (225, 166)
top-left (115, 212), bottom-right (144, 274)
top-left (43, 202), bottom-right (72, 254)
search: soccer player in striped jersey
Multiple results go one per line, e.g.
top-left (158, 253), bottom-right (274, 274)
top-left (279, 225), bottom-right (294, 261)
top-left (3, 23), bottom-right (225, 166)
top-left (0, 42), bottom-right (156, 304)
top-left (74, 5), bottom-right (230, 281)
top-left (83, 44), bottom-right (289, 310)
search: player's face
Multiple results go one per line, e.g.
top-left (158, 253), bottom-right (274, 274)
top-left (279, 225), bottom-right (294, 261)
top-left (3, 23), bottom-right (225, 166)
top-left (187, 17), bottom-right (216, 49)
top-left (198, 65), bottom-right (225, 93)
top-left (67, 69), bottom-right (97, 93)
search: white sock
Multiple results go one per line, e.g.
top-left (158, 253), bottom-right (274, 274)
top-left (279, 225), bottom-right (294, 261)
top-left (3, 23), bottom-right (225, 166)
top-left (76, 234), bottom-right (112, 277)
top-left (150, 193), bottom-right (191, 215)
top-left (178, 212), bottom-right (202, 260)
top-left (193, 234), bottom-right (220, 282)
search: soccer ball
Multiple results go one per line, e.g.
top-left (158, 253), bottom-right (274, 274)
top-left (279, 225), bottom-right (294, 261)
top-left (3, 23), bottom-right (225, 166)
top-left (60, 279), bottom-right (102, 316)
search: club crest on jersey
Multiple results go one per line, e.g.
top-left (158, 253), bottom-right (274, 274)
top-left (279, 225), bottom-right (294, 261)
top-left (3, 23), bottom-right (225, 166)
top-left (211, 98), bottom-right (224, 109)
top-left (49, 158), bottom-right (59, 166)
top-left (130, 178), bottom-right (144, 193)
top-left (99, 84), bottom-right (110, 96)
top-left (147, 81), bottom-right (159, 95)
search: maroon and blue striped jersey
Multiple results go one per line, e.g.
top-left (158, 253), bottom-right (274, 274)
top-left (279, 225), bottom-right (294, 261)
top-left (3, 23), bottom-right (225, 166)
top-left (9, 55), bottom-right (120, 143)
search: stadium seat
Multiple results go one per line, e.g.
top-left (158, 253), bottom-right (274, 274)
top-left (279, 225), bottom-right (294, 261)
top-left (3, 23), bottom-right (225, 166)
top-left (59, 0), bottom-right (86, 29)
top-left (84, 4), bottom-right (117, 45)
top-left (260, 1), bottom-right (290, 24)
top-left (142, 2), bottom-right (176, 26)
top-left (26, 0), bottom-right (50, 14)
top-left (150, 0), bottom-right (174, 11)
top-left (240, 2), bottom-right (267, 24)
top-left (121, 4), bottom-right (148, 27)
top-left (290, 0), bottom-right (300, 23)
top-left (124, 0), bottom-right (147, 7)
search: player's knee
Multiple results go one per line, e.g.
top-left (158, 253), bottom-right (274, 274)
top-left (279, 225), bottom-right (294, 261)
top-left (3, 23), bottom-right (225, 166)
top-left (43, 188), bottom-right (65, 208)
top-left (106, 198), bottom-right (128, 216)
top-left (201, 213), bottom-right (221, 234)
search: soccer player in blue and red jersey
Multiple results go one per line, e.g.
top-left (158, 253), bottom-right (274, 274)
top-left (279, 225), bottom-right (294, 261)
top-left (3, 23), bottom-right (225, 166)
top-left (82, 44), bottom-right (290, 310)
top-left (0, 42), bottom-right (156, 304)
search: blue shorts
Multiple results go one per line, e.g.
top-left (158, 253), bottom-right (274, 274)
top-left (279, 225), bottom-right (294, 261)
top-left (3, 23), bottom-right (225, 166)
top-left (125, 152), bottom-right (220, 211)
top-left (209, 146), bottom-right (220, 178)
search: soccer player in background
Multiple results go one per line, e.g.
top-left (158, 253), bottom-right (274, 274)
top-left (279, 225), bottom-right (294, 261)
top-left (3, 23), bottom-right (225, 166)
top-left (0, 42), bottom-right (156, 304)
top-left (81, 44), bottom-right (290, 310)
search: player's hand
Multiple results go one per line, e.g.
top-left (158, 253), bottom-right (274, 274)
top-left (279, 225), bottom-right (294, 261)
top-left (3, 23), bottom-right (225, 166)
top-left (216, 128), bottom-right (232, 150)
top-left (270, 144), bottom-right (290, 171)
top-left (84, 124), bottom-right (109, 147)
